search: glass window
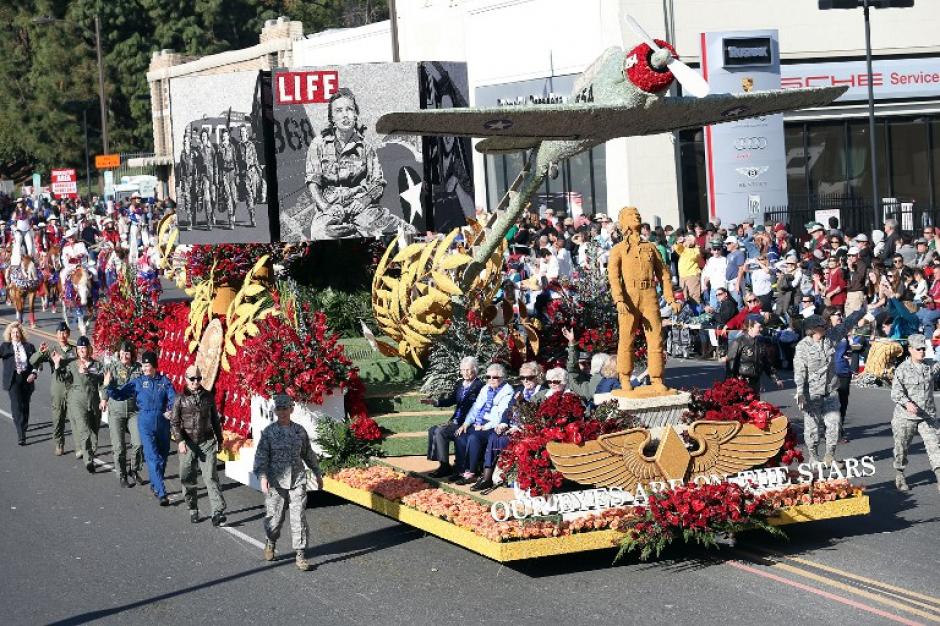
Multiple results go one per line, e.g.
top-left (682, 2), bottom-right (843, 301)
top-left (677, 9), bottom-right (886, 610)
top-left (806, 122), bottom-right (847, 197)
top-left (485, 154), bottom-right (502, 210)
top-left (889, 118), bottom-right (930, 204)
top-left (784, 124), bottom-right (806, 201)
top-left (931, 119), bottom-right (940, 209)
top-left (678, 129), bottom-right (706, 225)
top-left (592, 145), bottom-right (607, 217)
top-left (847, 119), bottom-right (889, 206)
top-left (482, 145), bottom-right (607, 218)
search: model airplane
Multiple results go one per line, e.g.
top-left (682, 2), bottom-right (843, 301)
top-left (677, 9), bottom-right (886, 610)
top-left (377, 17), bottom-right (847, 285)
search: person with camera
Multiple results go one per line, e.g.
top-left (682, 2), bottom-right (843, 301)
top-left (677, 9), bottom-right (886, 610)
top-left (724, 315), bottom-right (783, 396)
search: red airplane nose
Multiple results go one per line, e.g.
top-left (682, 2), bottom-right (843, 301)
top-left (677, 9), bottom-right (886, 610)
top-left (623, 39), bottom-right (678, 94)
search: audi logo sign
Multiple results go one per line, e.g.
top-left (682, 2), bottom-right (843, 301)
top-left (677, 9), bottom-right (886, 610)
top-left (734, 137), bottom-right (768, 150)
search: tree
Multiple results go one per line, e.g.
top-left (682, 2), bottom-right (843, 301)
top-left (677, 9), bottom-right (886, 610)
top-left (0, 0), bottom-right (389, 184)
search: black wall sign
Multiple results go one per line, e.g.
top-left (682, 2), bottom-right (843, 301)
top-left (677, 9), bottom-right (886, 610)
top-left (722, 37), bottom-right (773, 67)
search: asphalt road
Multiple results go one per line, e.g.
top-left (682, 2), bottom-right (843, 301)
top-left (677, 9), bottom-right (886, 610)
top-left (1, 303), bottom-right (939, 626)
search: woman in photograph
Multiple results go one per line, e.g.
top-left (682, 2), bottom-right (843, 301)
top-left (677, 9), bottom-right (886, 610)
top-left (305, 87), bottom-right (415, 240)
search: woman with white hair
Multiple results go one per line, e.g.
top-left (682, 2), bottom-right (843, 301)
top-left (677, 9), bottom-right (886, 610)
top-left (544, 367), bottom-right (569, 396)
top-left (0, 322), bottom-right (38, 446)
top-left (453, 363), bottom-right (514, 485)
top-left (424, 356), bottom-right (484, 479)
top-left (470, 362), bottom-right (546, 493)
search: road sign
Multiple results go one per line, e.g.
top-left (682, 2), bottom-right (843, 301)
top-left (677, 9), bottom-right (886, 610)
top-left (50, 168), bottom-right (78, 198)
top-left (95, 153), bottom-right (120, 169)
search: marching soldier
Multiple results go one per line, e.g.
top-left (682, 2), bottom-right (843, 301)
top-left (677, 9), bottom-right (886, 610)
top-left (889, 334), bottom-right (940, 493)
top-left (217, 128), bottom-right (238, 229)
top-left (29, 322), bottom-right (75, 456)
top-left (793, 309), bottom-right (867, 465)
top-left (52, 336), bottom-right (104, 473)
top-left (237, 125), bottom-right (262, 225)
top-left (170, 365), bottom-right (226, 525)
top-left (101, 341), bottom-right (143, 488)
top-left (253, 394), bottom-right (322, 572)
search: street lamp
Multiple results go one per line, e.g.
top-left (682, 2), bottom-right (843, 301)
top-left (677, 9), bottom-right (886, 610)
top-left (818, 0), bottom-right (914, 229)
top-left (32, 14), bottom-right (109, 155)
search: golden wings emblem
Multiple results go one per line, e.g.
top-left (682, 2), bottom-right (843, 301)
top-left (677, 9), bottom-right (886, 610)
top-left (545, 416), bottom-right (788, 491)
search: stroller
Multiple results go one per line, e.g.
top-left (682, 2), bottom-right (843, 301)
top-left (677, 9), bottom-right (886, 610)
top-left (666, 302), bottom-right (695, 359)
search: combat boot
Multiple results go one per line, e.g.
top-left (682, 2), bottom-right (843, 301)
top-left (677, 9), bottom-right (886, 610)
top-left (823, 449), bottom-right (842, 468)
top-left (295, 550), bottom-right (312, 571)
top-left (131, 470), bottom-right (145, 486)
top-left (895, 471), bottom-right (910, 491)
top-left (805, 446), bottom-right (819, 465)
top-left (263, 541), bottom-right (276, 562)
top-left (119, 473), bottom-right (130, 488)
top-left (54, 444), bottom-right (64, 456)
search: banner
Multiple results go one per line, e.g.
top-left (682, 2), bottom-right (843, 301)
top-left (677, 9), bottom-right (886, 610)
top-left (50, 168), bottom-right (78, 199)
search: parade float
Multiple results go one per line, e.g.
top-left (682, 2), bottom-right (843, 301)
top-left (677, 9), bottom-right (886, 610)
top-left (142, 16), bottom-right (874, 562)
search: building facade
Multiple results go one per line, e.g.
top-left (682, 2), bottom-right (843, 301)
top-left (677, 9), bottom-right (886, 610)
top-left (145, 0), bottom-right (940, 231)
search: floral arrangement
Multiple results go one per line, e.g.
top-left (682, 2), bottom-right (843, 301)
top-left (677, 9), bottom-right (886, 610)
top-left (235, 303), bottom-right (356, 405)
top-left (93, 281), bottom-right (165, 355)
top-left (330, 464), bottom-right (865, 548)
top-left (498, 392), bottom-right (636, 495)
top-left (156, 301), bottom-right (195, 391)
top-left (763, 479), bottom-right (865, 508)
top-left (624, 39), bottom-right (679, 94)
top-left (316, 418), bottom-right (383, 472)
top-left (185, 243), bottom-right (278, 286)
top-left (331, 465), bottom-right (639, 543)
top-left (685, 378), bottom-right (803, 466)
top-left (616, 481), bottom-right (784, 561)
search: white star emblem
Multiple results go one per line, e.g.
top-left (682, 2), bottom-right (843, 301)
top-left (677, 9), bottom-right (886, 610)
top-left (722, 105), bottom-right (750, 118)
top-left (400, 168), bottom-right (423, 225)
top-left (484, 118), bottom-right (513, 131)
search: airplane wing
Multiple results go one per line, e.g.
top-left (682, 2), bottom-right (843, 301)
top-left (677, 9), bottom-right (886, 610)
top-left (376, 86), bottom-right (847, 140)
top-left (475, 137), bottom-right (543, 154)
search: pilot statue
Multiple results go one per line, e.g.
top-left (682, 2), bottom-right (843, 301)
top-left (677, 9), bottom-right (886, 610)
top-left (607, 206), bottom-right (681, 396)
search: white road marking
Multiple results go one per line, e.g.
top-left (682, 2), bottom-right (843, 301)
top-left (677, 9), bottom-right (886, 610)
top-left (0, 405), bottom-right (265, 552)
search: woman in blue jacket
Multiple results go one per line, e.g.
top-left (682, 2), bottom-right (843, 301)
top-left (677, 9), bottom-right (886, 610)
top-left (106, 351), bottom-right (177, 506)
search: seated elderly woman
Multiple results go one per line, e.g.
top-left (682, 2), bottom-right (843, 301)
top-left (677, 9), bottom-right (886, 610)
top-left (594, 356), bottom-right (621, 395)
top-left (471, 366), bottom-right (568, 493)
top-left (452, 363), bottom-right (515, 485)
top-left (425, 356), bottom-right (484, 479)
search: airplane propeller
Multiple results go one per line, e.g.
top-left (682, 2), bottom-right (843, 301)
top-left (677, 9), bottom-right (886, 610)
top-left (625, 15), bottom-right (711, 98)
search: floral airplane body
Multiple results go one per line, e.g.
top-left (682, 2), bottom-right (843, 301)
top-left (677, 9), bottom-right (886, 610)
top-left (377, 17), bottom-right (847, 284)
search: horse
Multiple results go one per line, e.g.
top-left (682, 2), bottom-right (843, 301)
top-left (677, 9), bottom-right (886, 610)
top-left (62, 263), bottom-right (98, 336)
top-left (6, 255), bottom-right (42, 328)
top-left (38, 246), bottom-right (63, 313)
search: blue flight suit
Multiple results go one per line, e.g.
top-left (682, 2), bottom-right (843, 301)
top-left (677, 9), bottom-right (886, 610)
top-left (108, 374), bottom-right (177, 499)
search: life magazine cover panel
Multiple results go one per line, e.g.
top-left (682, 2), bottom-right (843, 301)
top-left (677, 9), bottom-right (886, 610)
top-left (273, 62), bottom-right (430, 241)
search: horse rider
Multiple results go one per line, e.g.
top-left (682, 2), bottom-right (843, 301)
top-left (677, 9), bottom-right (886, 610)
top-left (11, 198), bottom-right (35, 265)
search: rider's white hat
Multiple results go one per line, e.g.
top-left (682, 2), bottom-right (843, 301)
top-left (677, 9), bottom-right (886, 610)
top-left (64, 228), bottom-right (77, 238)
top-left (48, 215), bottom-right (59, 221)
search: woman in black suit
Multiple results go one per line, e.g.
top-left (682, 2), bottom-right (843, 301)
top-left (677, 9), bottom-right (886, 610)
top-left (0, 322), bottom-right (37, 446)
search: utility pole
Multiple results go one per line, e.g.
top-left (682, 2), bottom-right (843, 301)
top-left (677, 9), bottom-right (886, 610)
top-left (389, 0), bottom-right (400, 62)
top-left (94, 13), bottom-right (109, 154)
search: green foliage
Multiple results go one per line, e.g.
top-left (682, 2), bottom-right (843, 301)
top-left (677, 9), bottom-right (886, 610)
top-left (310, 287), bottom-right (373, 338)
top-left (0, 0), bottom-right (388, 181)
top-left (316, 417), bottom-right (382, 472)
top-left (421, 302), bottom-right (509, 398)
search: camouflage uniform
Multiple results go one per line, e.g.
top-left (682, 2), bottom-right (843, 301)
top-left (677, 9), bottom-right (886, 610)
top-left (101, 360), bottom-right (143, 480)
top-left (890, 355), bottom-right (940, 483)
top-left (29, 342), bottom-right (75, 453)
top-left (793, 310), bottom-right (866, 462)
top-left (253, 421), bottom-right (321, 551)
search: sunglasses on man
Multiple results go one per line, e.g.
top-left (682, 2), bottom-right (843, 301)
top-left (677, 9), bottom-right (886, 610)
top-left (187, 376), bottom-right (202, 382)
top-left (486, 375), bottom-right (503, 380)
